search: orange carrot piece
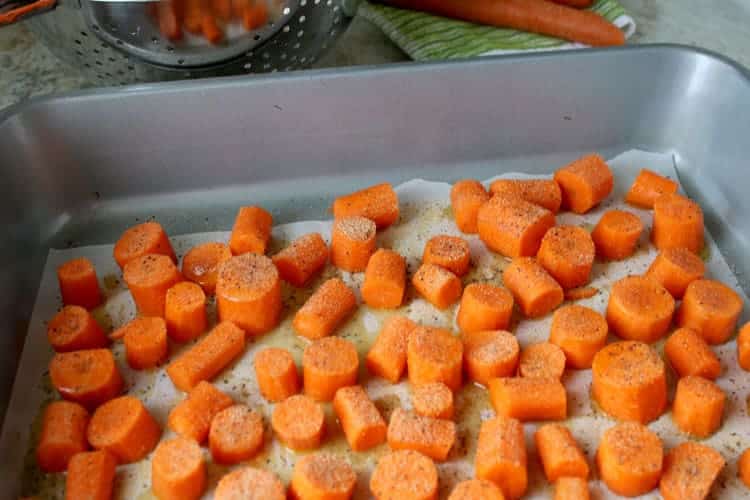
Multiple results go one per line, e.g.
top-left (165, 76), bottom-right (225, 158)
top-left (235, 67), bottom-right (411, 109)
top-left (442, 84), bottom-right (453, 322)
top-left (606, 275), bottom-right (675, 342)
top-left (664, 327), bottom-right (721, 380)
top-left (333, 183), bottom-right (400, 229)
top-left (49, 348), bottom-right (123, 410)
top-left (412, 263), bottom-right (463, 309)
top-left (412, 382), bottom-right (454, 420)
top-left (625, 168), bottom-right (679, 208)
top-left (181, 242), bottom-right (232, 295)
top-left (152, 437), bottom-right (206, 500)
top-left (242, 0), bottom-right (268, 30)
top-left (165, 281), bottom-right (207, 342)
top-left (47, 305), bottom-right (108, 353)
top-left (303, 336), bottom-right (359, 401)
top-left (591, 210), bottom-right (644, 260)
top-left (57, 257), bottom-right (102, 309)
top-left (291, 452), bottom-right (357, 500)
top-left (370, 450), bottom-right (438, 500)
top-left (672, 375), bottom-right (725, 438)
top-left (387, 408), bottom-right (456, 461)
top-left (564, 286), bottom-right (598, 301)
top-left (64, 450), bottom-right (117, 500)
top-left (123, 253), bottom-right (183, 317)
top-left (229, 206), bottom-right (273, 256)
top-left (554, 477), bottom-right (589, 500)
top-left (201, 12), bottom-right (223, 44)
top-left (739, 322), bottom-right (750, 371)
top-left (272, 233), bottom-right (329, 287)
top-left (462, 329), bottom-right (519, 386)
top-left (549, 304), bottom-right (608, 369)
top-left (407, 326), bottom-right (463, 391)
top-left (209, 405), bottom-right (264, 464)
top-left (183, 0), bottom-right (204, 33)
top-left (87, 395), bottom-right (161, 463)
top-left (457, 283), bottom-right (514, 334)
top-left (554, 154), bottom-right (614, 214)
top-left (423, 235), bottom-right (471, 276)
top-left (293, 278), bottom-right (357, 339)
top-left (646, 246), bottom-right (705, 299)
top-left (518, 342), bottom-right (566, 380)
top-left (36, 401), bottom-right (89, 473)
top-left (739, 448), bottom-right (750, 489)
top-left (488, 377), bottom-right (566, 421)
top-left (676, 279), bottom-right (743, 345)
top-left (596, 422), bottom-right (663, 497)
top-left (447, 479), bottom-right (505, 500)
top-left (157, 0), bottom-right (183, 42)
top-left (591, 341), bottom-right (667, 423)
top-left (113, 316), bottom-right (168, 370)
top-left (168, 381), bottom-right (233, 443)
top-left (333, 385), bottom-right (387, 451)
top-left (536, 225), bottom-right (595, 289)
top-left (216, 253), bottom-right (281, 336)
top-left (490, 178), bottom-right (562, 213)
top-left (214, 467), bottom-right (286, 500)
top-left (254, 347), bottom-right (299, 402)
top-left (271, 394), bottom-right (325, 450)
top-left (113, 221), bottom-right (176, 270)
top-left (361, 248), bottom-right (407, 309)
top-left (166, 321), bottom-right (246, 391)
top-left (660, 442), bottom-right (725, 500)
top-left (451, 179), bottom-right (490, 234)
top-left (366, 315), bottom-right (417, 382)
top-left (475, 417), bottom-right (527, 499)
top-left (503, 257), bottom-right (564, 318)
top-left (477, 196), bottom-right (556, 258)
top-left (652, 193), bottom-right (705, 253)
top-left (212, 0), bottom-right (232, 20)
top-left (534, 424), bottom-right (589, 482)
top-left (331, 215), bottom-right (377, 272)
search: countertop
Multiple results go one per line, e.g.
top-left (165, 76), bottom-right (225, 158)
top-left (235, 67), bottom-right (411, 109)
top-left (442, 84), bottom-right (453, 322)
top-left (2, 0), bottom-right (749, 112)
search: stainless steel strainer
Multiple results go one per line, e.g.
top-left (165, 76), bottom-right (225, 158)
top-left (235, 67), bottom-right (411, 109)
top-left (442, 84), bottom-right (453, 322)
top-left (1, 0), bottom-right (355, 84)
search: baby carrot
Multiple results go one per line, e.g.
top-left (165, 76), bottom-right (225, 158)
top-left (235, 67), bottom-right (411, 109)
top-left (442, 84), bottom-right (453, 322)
top-left (387, 408), bottom-right (456, 461)
top-left (490, 178), bottom-right (562, 213)
top-left (123, 253), bottom-right (183, 317)
top-left (652, 193), bottom-right (705, 253)
top-left (370, 450), bottom-right (438, 500)
top-left (291, 452), bottom-right (357, 500)
top-left (331, 215), bottom-right (377, 272)
top-left (113, 316), bottom-right (168, 370)
top-left (596, 422), bottom-right (663, 497)
top-left (462, 329), bottom-right (519, 386)
top-left (447, 479), bottom-right (505, 500)
top-left (361, 248), bottom-right (407, 309)
top-left (625, 168), bottom-right (678, 208)
top-left (242, 0), bottom-right (268, 29)
top-left (664, 327), bottom-right (721, 380)
top-left (272, 232), bottom-right (329, 287)
top-left (450, 179), bottom-right (490, 233)
top-left (739, 322), bottom-right (750, 371)
top-left (303, 336), bottom-right (359, 401)
top-left (293, 278), bottom-right (357, 340)
top-left (488, 377), bottom-right (567, 421)
top-left (152, 437), bottom-right (206, 500)
top-left (672, 375), bottom-right (725, 438)
top-left (214, 467), bottom-right (286, 500)
top-left (36, 401), bottom-right (89, 473)
top-left (534, 423), bottom-right (589, 482)
top-left (229, 206), bottom-right (273, 255)
top-left (739, 448), bottom-right (750, 489)
top-left (591, 210), bottom-right (644, 260)
top-left (503, 257), bottom-right (564, 318)
top-left (606, 275), bottom-right (675, 342)
top-left (549, 304), bottom-right (608, 369)
top-left (422, 235), bottom-right (471, 276)
top-left (477, 196), bottom-right (556, 258)
top-left (49, 348), bottom-right (123, 410)
top-left (660, 442), bottom-right (725, 500)
top-left (165, 281), bottom-right (207, 342)
top-left (366, 315), bottom-right (417, 382)
top-left (554, 154), bottom-right (614, 214)
top-left (676, 279), bottom-right (743, 344)
top-left (412, 263), bottom-right (463, 309)
top-left (57, 257), bottom-right (102, 309)
top-left (536, 225), bottom-right (595, 289)
top-left (64, 450), bottom-right (117, 500)
top-left (181, 242), bottom-right (232, 294)
top-left (475, 417), bottom-right (527, 499)
top-left (167, 381), bottom-right (233, 443)
top-left (87, 395), bottom-right (161, 463)
top-left (518, 342), bottom-right (566, 380)
top-left (271, 394), bottom-right (325, 450)
top-left (47, 305), bottom-right (108, 353)
top-left (407, 326), bottom-right (463, 391)
top-left (333, 183), bottom-right (400, 229)
top-left (113, 221), bottom-right (176, 270)
top-left (209, 405), bottom-right (264, 464)
top-left (646, 246), bottom-right (705, 299)
top-left (254, 347), bottom-right (299, 402)
top-left (554, 477), bottom-right (590, 500)
top-left (333, 385), bottom-right (387, 451)
top-left (166, 321), bottom-right (246, 391)
top-left (456, 283), bottom-right (514, 334)
top-left (412, 382), bottom-right (454, 420)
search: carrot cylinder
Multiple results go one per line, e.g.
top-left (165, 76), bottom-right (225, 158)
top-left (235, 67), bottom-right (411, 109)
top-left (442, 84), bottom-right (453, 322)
top-left (370, 450), bottom-right (438, 500)
top-left (64, 450), bottom-right (117, 500)
top-left (87, 395), bottom-right (161, 463)
top-left (254, 347), bottom-right (300, 402)
top-left (477, 196), bottom-right (556, 257)
top-left (664, 327), bottom-right (721, 380)
top-left (475, 417), bottom-right (527, 499)
top-left (554, 477), bottom-right (590, 500)
top-left (123, 254), bottom-right (182, 317)
top-left (503, 257), bottom-right (564, 318)
top-left (361, 248), bottom-right (407, 309)
top-left (652, 193), bottom-right (705, 253)
top-left (291, 453), bottom-right (357, 500)
top-left (549, 304), bottom-right (608, 369)
top-left (366, 315), bottom-right (417, 383)
top-left (209, 405), bottom-right (264, 464)
top-left (462, 329), bottom-right (519, 386)
top-left (554, 154), bottom-right (613, 214)
top-left (152, 437), bottom-right (206, 500)
top-left (168, 381), bottom-right (233, 443)
top-left (47, 305), bottom-right (108, 353)
top-left (591, 210), bottom-right (644, 260)
top-left (407, 326), bottom-right (463, 390)
top-left (331, 215), bottom-right (377, 272)
top-left (387, 408), bottom-right (456, 461)
top-left (646, 246), bottom-right (705, 299)
top-left (596, 422), bottom-right (663, 497)
top-left (49, 348), bottom-right (123, 410)
top-left (271, 394), bottom-right (325, 450)
top-left (333, 385), bottom-right (387, 451)
top-left (537, 225), bottom-right (595, 289)
top-left (422, 235), bottom-right (471, 276)
top-left (488, 377), bottom-right (567, 421)
top-left (214, 468), bottom-right (286, 500)
top-left (165, 281), bottom-right (207, 342)
top-left (181, 242), bottom-right (232, 295)
top-left (303, 336), bottom-right (359, 401)
top-left (229, 206), bottom-right (273, 255)
top-left (412, 382), bottom-right (454, 420)
top-left (739, 448), bottom-right (750, 489)
top-left (457, 283), bottom-right (514, 334)
top-left (534, 423), bottom-right (589, 482)
top-left (293, 278), bottom-right (357, 339)
top-left (451, 179), bottom-right (490, 233)
top-left (272, 232), bottom-right (329, 287)
top-left (672, 375), bottom-right (725, 438)
top-left (676, 279), bottom-right (743, 345)
top-left (739, 322), bottom-right (750, 371)
top-left (114, 316), bottom-right (168, 370)
top-left (412, 263), bottom-right (462, 310)
top-left (57, 257), bottom-right (102, 309)
top-left (490, 178), bottom-right (562, 213)
top-left (660, 442), bottom-right (725, 500)
top-left (333, 183), bottom-right (400, 229)
top-left (113, 221), bottom-right (176, 270)
top-left (519, 342), bottom-right (566, 380)
top-left (36, 401), bottom-right (89, 473)
top-left (447, 479), bottom-right (505, 500)
top-left (606, 275), bottom-right (675, 342)
top-left (242, 0), bottom-right (268, 29)
top-left (625, 168), bottom-right (678, 208)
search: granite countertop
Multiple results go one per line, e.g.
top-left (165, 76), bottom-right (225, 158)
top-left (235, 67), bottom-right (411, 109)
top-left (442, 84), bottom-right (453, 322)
top-left (1, 0), bottom-right (749, 112)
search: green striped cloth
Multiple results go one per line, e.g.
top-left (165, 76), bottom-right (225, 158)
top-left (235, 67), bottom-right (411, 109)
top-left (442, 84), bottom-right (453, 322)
top-left (357, 0), bottom-right (635, 61)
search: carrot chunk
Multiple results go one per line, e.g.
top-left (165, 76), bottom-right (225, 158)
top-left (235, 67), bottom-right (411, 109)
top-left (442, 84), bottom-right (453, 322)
top-left (209, 405), bottom-right (264, 464)
top-left (366, 315), bottom-right (417, 383)
top-left (606, 275), bottom-right (675, 342)
top-left (57, 257), bottom-right (102, 309)
top-left (272, 233), bottom-right (329, 287)
top-left (423, 235), bottom-right (471, 276)
top-left (488, 377), bottom-right (566, 421)
top-left (36, 401), bottom-right (89, 473)
top-left (254, 347), bottom-right (299, 402)
top-left (294, 278), bottom-right (357, 340)
top-left (676, 279), bottom-right (743, 344)
top-left (738, 322), bottom-right (750, 371)
top-left (303, 336), bottom-right (359, 401)
top-left (462, 329), bottom-right (519, 386)
top-left (168, 381), bottom-right (233, 443)
top-left (477, 196), bottom-right (556, 257)
top-left (660, 442), bottom-right (725, 500)
top-left (664, 327), bottom-right (721, 379)
top-left (242, 0), bottom-right (268, 29)
top-left (625, 168), bottom-right (678, 208)
top-left (537, 225), bottom-right (595, 289)
top-left (534, 424), bottom-right (589, 482)
top-left (87, 395), bottom-right (161, 463)
top-left (451, 179), bottom-right (490, 234)
top-left (123, 253), bottom-right (183, 317)
top-left (518, 342), bottom-right (566, 380)
top-left (646, 246), bottom-right (705, 299)
top-left (229, 206), bottom-right (273, 255)
top-left (182, 242), bottom-right (232, 295)
top-left (652, 193), bottom-right (705, 253)
top-left (291, 452), bottom-right (357, 500)
top-left (564, 286), bottom-right (599, 301)
top-left (165, 281), bottom-right (207, 342)
top-left (412, 382), bottom-right (454, 420)
top-left (113, 221), bottom-right (176, 270)
top-left (549, 304), bottom-right (608, 369)
top-left (331, 215), bottom-right (377, 272)
top-left (214, 467), bottom-right (286, 500)
top-left (387, 408), bottom-right (456, 461)
top-left (412, 263), bottom-right (463, 309)
top-left (457, 283), bottom-right (514, 334)
top-left (447, 479), bottom-right (505, 500)
top-left (408, 326), bottom-right (463, 390)
top-left (112, 316), bottom-right (168, 370)
top-left (475, 417), bottom-right (527, 499)
top-left (47, 305), bottom-right (108, 353)
top-left (554, 477), bottom-right (589, 500)
top-left (370, 450), bottom-right (438, 500)
top-left (739, 448), bottom-right (750, 489)
top-left (490, 178), bottom-right (562, 213)
top-left (591, 210), bottom-right (644, 260)
top-left (596, 422), bottom-right (663, 497)
top-left (152, 436), bottom-right (206, 500)
top-left (333, 183), bottom-right (400, 229)
top-left (64, 450), bottom-right (116, 500)
top-left (553, 154), bottom-right (613, 214)
top-left (672, 375), bottom-right (725, 438)
top-left (271, 394), bottom-right (325, 450)
top-left (503, 257), bottom-right (563, 318)
top-left (49, 348), bottom-right (123, 410)
top-left (361, 248), bottom-right (407, 309)
top-left (333, 385), bottom-right (387, 451)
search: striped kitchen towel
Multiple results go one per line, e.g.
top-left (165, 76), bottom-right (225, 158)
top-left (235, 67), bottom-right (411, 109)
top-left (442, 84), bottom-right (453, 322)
top-left (357, 0), bottom-right (636, 61)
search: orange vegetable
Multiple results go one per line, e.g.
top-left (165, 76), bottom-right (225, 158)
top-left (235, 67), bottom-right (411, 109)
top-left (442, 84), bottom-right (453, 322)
top-left (157, 0), bottom-right (183, 42)
top-left (411, 263), bottom-right (463, 309)
top-left (112, 316), bottom-right (168, 370)
top-left (447, 479), bottom-right (505, 500)
top-left (456, 283), bottom-right (514, 334)
top-left (549, 304), bottom-right (608, 369)
top-left (596, 422), bottom-right (663, 497)
top-left (331, 215), bottom-right (377, 272)
top-left (293, 278), bottom-right (357, 339)
top-left (554, 477), bottom-right (589, 500)
top-left (534, 424), bottom-right (589, 482)
top-left (209, 405), bottom-right (264, 464)
top-left (333, 183), bottom-right (400, 229)
top-left (475, 417), bottom-right (527, 499)
top-left (370, 450), bottom-right (438, 500)
top-left (166, 321), bottom-right (246, 391)
top-left (450, 179), bottom-right (490, 233)
top-left (489, 178), bottom-right (562, 213)
top-left (366, 315), bottom-right (417, 382)
top-left (333, 385), bottom-right (387, 451)
top-left (488, 377), bottom-right (567, 421)
top-left (387, 408), bottom-right (456, 461)
top-left (152, 437), bottom-right (206, 500)
top-left (165, 281), bottom-right (207, 342)
top-left (212, 0), bottom-right (232, 20)
top-left (361, 248), bottom-right (407, 309)
top-left (646, 246), bottom-right (705, 299)
top-left (554, 154), bottom-right (613, 214)
top-left (184, 0), bottom-right (204, 33)
top-left (254, 347), bottom-right (299, 402)
top-left (606, 275), bottom-right (675, 342)
top-left (201, 12), bottom-right (223, 44)
top-left (412, 382), bottom-right (454, 419)
top-left (49, 349), bottom-right (123, 410)
top-left (422, 235), bottom-right (471, 276)
top-left (503, 257), bottom-right (564, 318)
top-left (291, 452), bottom-right (357, 500)
top-left (563, 286), bottom-right (598, 301)
top-left (652, 193), bottom-right (704, 253)
top-left (181, 242), bottom-right (232, 295)
top-left (407, 326), bottom-right (463, 390)
top-left (36, 401), bottom-right (89, 473)
top-left (113, 221), bottom-right (176, 270)
top-left (591, 210), bottom-right (644, 260)
top-left (591, 341), bottom-right (667, 423)
top-left (303, 336), bottom-right (359, 401)
top-left (242, 0), bottom-right (269, 30)
top-left (229, 206), bottom-right (273, 255)
top-left (518, 342), bottom-right (565, 380)
top-left (168, 381), bottom-right (233, 443)
top-left (64, 450), bottom-right (117, 500)
top-left (271, 394), bottom-right (325, 450)
top-left (123, 253), bottom-right (183, 317)
top-left (462, 329), bottom-right (519, 386)
top-left (57, 257), bottom-right (102, 309)
top-left (676, 279), bottom-right (743, 345)
top-left (537, 225), bottom-right (595, 289)
top-left (672, 375), bottom-right (725, 438)
top-left (272, 233), bottom-right (329, 287)
top-left (214, 467), bottom-right (286, 500)
top-left (739, 448), bottom-right (750, 489)
top-left (625, 168), bottom-right (678, 208)
top-left (738, 322), bottom-right (750, 371)
top-left (87, 395), bottom-right (161, 463)
top-left (664, 327), bottom-right (721, 379)
top-left (47, 305), bottom-right (108, 353)
top-left (477, 196), bottom-right (556, 258)
top-left (660, 442), bottom-right (725, 500)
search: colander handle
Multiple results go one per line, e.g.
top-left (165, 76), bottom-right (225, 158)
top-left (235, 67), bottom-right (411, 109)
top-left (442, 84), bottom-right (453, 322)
top-left (0, 0), bottom-right (56, 26)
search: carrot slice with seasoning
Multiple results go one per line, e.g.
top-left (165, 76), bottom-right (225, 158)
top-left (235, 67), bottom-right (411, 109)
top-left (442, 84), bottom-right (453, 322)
top-left (303, 336), bottom-right (359, 401)
top-left (214, 467), bottom-right (286, 500)
top-left (290, 452), bottom-right (357, 500)
top-left (254, 347), bottom-right (300, 402)
top-left (113, 221), bottom-right (176, 270)
top-left (47, 305), bottom-right (108, 353)
top-left (366, 315), bottom-right (417, 383)
top-left (229, 206), bottom-right (273, 256)
top-left (591, 210), bottom-right (644, 260)
top-left (165, 281), bottom-right (207, 342)
top-left (209, 405), bottom-right (264, 464)
top-left (738, 322), bottom-right (750, 371)
top-left (370, 450), bottom-right (438, 500)
top-left (422, 235), bottom-right (471, 276)
top-left (407, 326), bottom-right (463, 391)
top-left (272, 233), bottom-right (329, 287)
top-left (123, 253), bottom-right (183, 317)
top-left (625, 168), bottom-right (678, 208)
top-left (64, 450), bottom-right (117, 500)
top-left (181, 242), bottom-right (232, 295)
top-left (490, 178), bottom-right (562, 213)
top-left (57, 257), bottom-right (102, 309)
top-left (646, 246), bottom-right (705, 299)
top-left (333, 183), bottom-right (400, 229)
top-left (293, 278), bottom-right (357, 340)
top-left (554, 153), bottom-right (613, 214)
top-left (412, 382), bottom-right (454, 420)
top-left (333, 385), bottom-right (387, 451)
top-left (503, 257), bottom-right (564, 318)
top-left (477, 196), bottom-right (556, 258)
top-left (331, 215), bottom-right (377, 272)
top-left (412, 263), bottom-right (463, 310)
top-left (554, 477), bottom-right (590, 500)
top-left (447, 479), bottom-right (505, 500)
top-left (462, 329), bottom-right (519, 386)
top-left (475, 416), bottom-right (527, 499)
top-left (457, 283), bottom-right (514, 334)
top-left (151, 437), bottom-right (206, 500)
top-left (361, 248), bottom-right (407, 309)
top-left (671, 375), bottom-right (725, 438)
top-left (536, 225), bottom-right (595, 289)
top-left (518, 342), bottom-right (566, 380)
top-left (596, 422), bottom-right (663, 497)
top-left (488, 377), bottom-right (567, 421)
top-left (534, 423), bottom-right (589, 482)
top-left (549, 304), bottom-right (608, 369)
top-left (87, 395), bottom-right (161, 464)
top-left (606, 275), bottom-right (675, 342)
top-left (387, 408), bottom-right (456, 461)
top-left (168, 381), bottom-right (233, 443)
top-left (664, 327), bottom-right (721, 379)
top-left (271, 394), bottom-right (325, 451)
top-left (113, 316), bottom-right (168, 370)
top-left (36, 401), bottom-right (89, 473)
top-left (451, 179), bottom-right (489, 234)
top-left (660, 442), bottom-right (725, 500)
top-left (49, 348), bottom-right (123, 410)
top-left (676, 279), bottom-right (743, 345)
top-left (652, 193), bottom-right (704, 253)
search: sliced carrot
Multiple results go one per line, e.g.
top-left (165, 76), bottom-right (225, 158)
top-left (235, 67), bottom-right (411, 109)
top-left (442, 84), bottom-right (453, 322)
top-left (183, 0), bottom-right (204, 33)
top-left (422, 235), bottom-right (471, 276)
top-left (370, 450), bottom-right (438, 500)
top-left (591, 210), bottom-right (644, 260)
top-left (157, 0), bottom-right (183, 42)
top-left (47, 305), bottom-right (108, 353)
top-left (49, 348), bottom-right (123, 410)
top-left (113, 221), bottom-right (176, 270)
top-left (215, 467), bottom-right (286, 500)
top-left (451, 179), bottom-right (490, 234)
top-left (291, 452), bottom-right (357, 500)
top-left (167, 381), bottom-right (233, 443)
top-left (672, 375), bottom-right (725, 438)
top-left (664, 327), bottom-right (721, 379)
top-left (181, 242), bottom-right (232, 295)
top-left (596, 422), bottom-right (663, 497)
top-left (534, 423), bottom-right (589, 482)
top-left (646, 246), bottom-right (705, 299)
top-left (739, 448), bottom-right (750, 489)
top-left (87, 395), bottom-right (161, 463)
top-left (563, 286), bottom-right (598, 301)
top-left (676, 279), bottom-right (743, 345)
top-left (366, 315), bottom-right (417, 382)
top-left (64, 450), bottom-right (117, 500)
top-left (447, 479), bottom-right (505, 500)
top-left (293, 278), bottom-right (357, 340)
top-left (123, 253), bottom-right (183, 317)
top-left (652, 193), bottom-right (705, 253)
top-left (475, 417), bottom-right (527, 499)
top-left (387, 408), bottom-right (456, 461)
top-left (36, 401), bottom-right (89, 473)
top-left (477, 196), bottom-right (556, 258)
top-left (490, 178), bottom-right (562, 213)
top-left (229, 206), bottom-right (273, 256)
top-left (303, 336), bottom-right (359, 401)
top-left (216, 253), bottom-right (282, 335)
top-left (503, 257), bottom-right (563, 318)
top-left (152, 436), bottom-right (206, 500)
top-left (739, 322), bottom-right (750, 371)
top-left (549, 304), bottom-right (608, 369)
top-left (554, 477), bottom-right (589, 500)
top-left (272, 233), bottom-right (329, 287)
top-left (212, 0), bottom-right (233, 20)
top-left (331, 215), bottom-right (377, 272)
top-left (201, 12), bottom-right (223, 44)
top-left (660, 442), bottom-right (725, 500)
top-left (114, 316), bottom-right (168, 370)
top-left (536, 225), bottom-right (595, 289)
top-left (209, 405), bottom-right (264, 464)
top-left (518, 342), bottom-right (566, 380)
top-left (412, 263), bottom-right (462, 309)
top-left (166, 321), bottom-right (246, 391)
top-left (488, 377), bottom-right (566, 421)
top-left (412, 382), bottom-right (454, 420)
top-left (57, 257), bottom-right (102, 309)
top-left (553, 154), bottom-right (613, 214)
top-left (606, 275), bottom-right (675, 342)
top-left (457, 283), bottom-right (514, 334)
top-left (333, 385), bottom-right (387, 451)
top-left (591, 341), bottom-right (667, 423)
top-left (361, 248), bottom-right (407, 309)
top-left (333, 183), bottom-right (400, 229)
top-left (407, 326), bottom-right (463, 390)
top-left (271, 394), bottom-right (325, 450)
top-left (165, 281), bottom-right (207, 342)
top-left (254, 347), bottom-right (299, 402)
top-left (625, 168), bottom-right (679, 208)
top-left (462, 329), bottom-right (520, 386)
top-left (242, 0), bottom-right (268, 30)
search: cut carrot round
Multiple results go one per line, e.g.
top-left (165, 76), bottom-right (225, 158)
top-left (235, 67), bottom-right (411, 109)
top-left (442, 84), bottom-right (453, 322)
top-left (408, 326), bottom-right (463, 390)
top-left (303, 336), bottom-right (359, 401)
top-left (462, 329), bottom-right (520, 386)
top-left (87, 395), bottom-right (161, 464)
top-left (123, 253), bottom-right (183, 317)
top-left (366, 315), bottom-right (417, 383)
top-left (370, 450), bottom-right (438, 500)
top-left (646, 246), bottom-right (705, 299)
top-left (488, 377), bottom-right (567, 421)
top-left (591, 210), bottom-right (644, 260)
top-left (553, 154), bottom-right (613, 214)
top-left (518, 342), bottom-right (566, 380)
top-left (534, 423), bottom-right (589, 482)
top-left (596, 422), bottom-right (663, 497)
top-left (49, 348), bottom-right (123, 410)
top-left (739, 448), bottom-right (750, 488)
top-left (57, 257), bottom-right (102, 309)
top-left (387, 408), bottom-right (456, 462)
top-left (293, 278), bottom-right (357, 340)
top-left (333, 385), bottom-right (387, 452)
top-left (216, 253), bottom-right (282, 336)
top-left (152, 436), bottom-right (206, 500)
top-left (115, 316), bottom-right (168, 370)
top-left (165, 281), bottom-right (207, 342)
top-left (271, 394), bottom-right (325, 451)
top-left (331, 215), bottom-right (377, 272)
top-left (36, 401), bottom-right (89, 473)
top-left (333, 183), bottom-right (400, 229)
top-left (676, 279), bottom-right (743, 345)
top-left (412, 263), bottom-right (463, 310)
top-left (412, 382), bottom-right (454, 420)
top-left (456, 283), bottom-right (514, 334)
top-left (536, 225), bottom-right (595, 289)
top-left (660, 442), bottom-right (725, 500)
top-left (254, 347), bottom-right (299, 402)
top-left (209, 405), bottom-right (264, 465)
top-left (549, 304), bottom-right (608, 369)
top-left (229, 206), bottom-right (273, 256)
top-left (361, 248), bottom-right (407, 309)
top-left (672, 375), bottom-right (725, 438)
top-left (490, 178), bottom-right (562, 213)
top-left (181, 242), bottom-right (232, 295)
top-left (625, 168), bottom-right (678, 208)
top-left (291, 452), bottom-right (357, 500)
top-left (447, 479), bottom-right (505, 500)
top-left (422, 235), bottom-right (471, 276)
top-left (591, 341), bottom-right (666, 423)
top-left (475, 416), bottom-right (527, 499)
top-left (214, 467), bottom-right (286, 500)
top-left (451, 179), bottom-right (490, 234)
top-left (664, 327), bottom-right (721, 380)
top-left (739, 322), bottom-right (750, 371)
top-left (503, 257), bottom-right (564, 318)
top-left (272, 233), bottom-right (329, 287)
top-left (554, 477), bottom-right (590, 500)
top-left (47, 305), bottom-right (108, 353)
top-left (113, 221), bottom-right (176, 270)
top-left (477, 196), bottom-right (556, 258)
top-left (168, 381), bottom-right (233, 444)
top-left (652, 193), bottom-right (704, 253)
top-left (606, 275), bottom-right (675, 342)
top-left (64, 450), bottom-right (117, 500)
